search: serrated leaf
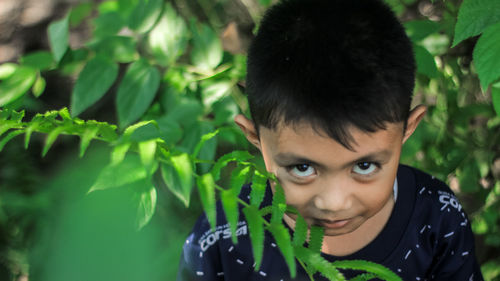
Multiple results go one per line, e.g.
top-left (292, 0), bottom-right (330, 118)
top-left (271, 183), bottom-right (286, 224)
top-left (453, 0), bottom-right (500, 47)
top-left (24, 125), bottom-right (37, 149)
top-left (32, 75), bottom-right (46, 97)
top-left (349, 273), bottom-right (378, 281)
top-left (308, 225), bottom-right (324, 253)
top-left (211, 150), bottom-right (254, 181)
top-left (414, 44), bottom-right (437, 78)
top-left (197, 173), bottom-right (217, 229)
top-left (116, 59), bottom-right (160, 128)
top-left (268, 223), bottom-right (296, 277)
top-left (79, 126), bottom-right (99, 157)
top-left (48, 15), bottom-right (70, 62)
top-left (20, 51), bottom-right (54, 71)
top-left (135, 184), bottom-right (157, 230)
top-left (292, 214), bottom-right (308, 247)
top-left (90, 36), bottom-right (137, 63)
top-left (473, 22), bottom-right (500, 90)
top-left (250, 171), bottom-right (267, 207)
top-left (193, 129), bottom-right (219, 159)
top-left (0, 66), bottom-right (37, 107)
top-left (42, 127), bottom-right (65, 157)
top-left (0, 130), bottom-right (24, 152)
top-left (243, 206), bottom-right (265, 270)
top-left (147, 3), bottom-right (188, 66)
top-left (221, 188), bottom-right (239, 244)
top-left (139, 139), bottom-right (157, 174)
top-left (229, 165), bottom-right (252, 196)
top-left (190, 23), bottom-right (223, 71)
top-left (332, 260), bottom-right (402, 281)
top-left (128, 0), bottom-right (163, 33)
top-left (294, 246), bottom-right (345, 281)
top-left (161, 153), bottom-right (193, 207)
top-left (90, 154), bottom-right (148, 192)
top-left (71, 56), bottom-right (119, 117)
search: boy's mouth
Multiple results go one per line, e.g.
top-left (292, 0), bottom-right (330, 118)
top-left (317, 218), bottom-right (351, 229)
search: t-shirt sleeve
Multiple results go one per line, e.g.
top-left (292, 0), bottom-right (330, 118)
top-left (176, 215), bottom-right (223, 281)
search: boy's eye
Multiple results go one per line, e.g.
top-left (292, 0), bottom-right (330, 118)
top-left (352, 162), bottom-right (378, 175)
top-left (289, 164), bottom-right (316, 177)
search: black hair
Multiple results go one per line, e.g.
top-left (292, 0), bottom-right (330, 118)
top-left (246, 0), bottom-right (415, 149)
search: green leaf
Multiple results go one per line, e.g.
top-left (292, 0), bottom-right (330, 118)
top-left (0, 66), bottom-right (37, 107)
top-left (197, 173), bottom-right (217, 229)
top-left (48, 15), bottom-right (70, 62)
top-left (147, 3), bottom-right (188, 66)
top-left (79, 126), bottom-right (99, 157)
top-left (292, 214), bottom-right (308, 247)
top-left (250, 171), bottom-right (267, 207)
top-left (404, 20), bottom-right (440, 42)
top-left (138, 139), bottom-right (157, 174)
top-left (128, 0), bottom-right (163, 33)
top-left (457, 161), bottom-right (480, 193)
top-left (32, 75), bottom-right (46, 98)
top-left (69, 2), bottom-right (93, 27)
top-left (294, 246), bottom-right (345, 281)
top-left (268, 223), bottom-right (296, 277)
top-left (0, 63), bottom-right (17, 79)
top-left (90, 154), bottom-right (148, 192)
top-left (20, 51), bottom-right (54, 71)
top-left (135, 184), bottom-right (157, 230)
top-left (71, 56), bottom-right (119, 117)
top-left (161, 153), bottom-right (193, 207)
top-left (190, 23), bottom-right (223, 71)
top-left (111, 142), bottom-right (131, 165)
top-left (349, 273), bottom-right (378, 281)
top-left (414, 44), bottom-right (438, 78)
top-left (221, 188), bottom-right (239, 244)
top-left (453, 0), bottom-right (500, 47)
top-left (211, 150), bottom-right (254, 181)
top-left (116, 59), bottom-right (160, 128)
top-left (201, 81), bottom-right (233, 109)
top-left (42, 126), bottom-right (66, 157)
top-left (92, 11), bottom-right (125, 37)
top-left (90, 36), bottom-right (137, 63)
top-left (473, 22), bottom-right (500, 89)
top-left (193, 129), bottom-right (219, 159)
top-left (156, 117), bottom-right (183, 145)
top-left (229, 165), bottom-right (252, 196)
top-left (332, 260), bottom-right (402, 281)
top-left (0, 130), bottom-right (24, 152)
top-left (308, 226), bottom-right (324, 253)
top-left (492, 83), bottom-right (500, 117)
top-left (271, 183), bottom-right (286, 224)
top-left (242, 206), bottom-right (265, 270)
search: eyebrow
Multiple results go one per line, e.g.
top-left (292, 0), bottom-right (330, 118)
top-left (273, 149), bottom-right (393, 169)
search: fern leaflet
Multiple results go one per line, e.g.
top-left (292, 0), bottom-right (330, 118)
top-left (271, 183), bottom-right (287, 224)
top-left (243, 206), bottom-right (265, 270)
top-left (250, 171), bottom-right (267, 207)
top-left (331, 260), bottom-right (402, 281)
top-left (292, 213), bottom-right (308, 247)
top-left (221, 188), bottom-right (239, 244)
top-left (197, 173), bottom-right (217, 230)
top-left (268, 222), bottom-right (297, 278)
top-left (294, 246), bottom-right (345, 281)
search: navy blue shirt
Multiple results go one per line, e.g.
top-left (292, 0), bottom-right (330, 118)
top-left (177, 165), bottom-right (484, 280)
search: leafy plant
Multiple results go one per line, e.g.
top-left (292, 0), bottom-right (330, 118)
top-left (0, 0), bottom-right (499, 280)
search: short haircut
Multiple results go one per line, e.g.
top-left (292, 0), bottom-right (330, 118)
top-left (246, 0), bottom-right (416, 148)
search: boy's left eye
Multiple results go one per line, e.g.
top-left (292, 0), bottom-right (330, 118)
top-left (289, 164), bottom-right (316, 178)
top-left (352, 162), bottom-right (378, 175)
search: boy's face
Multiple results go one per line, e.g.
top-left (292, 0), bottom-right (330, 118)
top-left (235, 106), bottom-right (425, 237)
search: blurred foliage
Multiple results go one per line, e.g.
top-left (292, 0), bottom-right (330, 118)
top-left (0, 0), bottom-right (499, 280)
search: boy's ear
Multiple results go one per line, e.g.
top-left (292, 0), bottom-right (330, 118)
top-left (403, 105), bottom-right (427, 144)
top-left (234, 114), bottom-right (261, 149)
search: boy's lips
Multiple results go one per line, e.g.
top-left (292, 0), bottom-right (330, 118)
top-left (317, 218), bottom-right (351, 229)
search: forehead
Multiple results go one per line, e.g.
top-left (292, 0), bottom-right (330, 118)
top-left (259, 122), bottom-right (404, 162)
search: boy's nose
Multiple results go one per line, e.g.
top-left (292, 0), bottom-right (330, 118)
top-left (313, 180), bottom-right (352, 213)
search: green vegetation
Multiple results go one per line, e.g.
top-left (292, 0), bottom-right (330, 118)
top-left (0, 0), bottom-right (499, 280)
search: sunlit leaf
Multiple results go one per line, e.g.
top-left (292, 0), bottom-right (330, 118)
top-left (473, 22), bottom-right (500, 89)
top-left (190, 23), bottom-right (223, 71)
top-left (111, 142), bottom-right (131, 165)
top-left (271, 183), bottom-right (286, 224)
top-left (128, 0), bottom-right (163, 33)
top-left (71, 56), bottom-right (119, 117)
top-left (230, 165), bottom-right (252, 196)
top-left (211, 150), bottom-right (254, 181)
top-left (79, 126), bottom-right (99, 157)
top-left (268, 223), bottom-right (296, 277)
top-left (250, 171), bottom-right (267, 207)
top-left (139, 139), bottom-right (157, 174)
top-left (90, 154), bottom-right (148, 192)
top-left (0, 63), bottom-right (17, 79)
top-left (161, 153), bottom-right (193, 207)
top-left (197, 173), bottom-right (217, 229)
top-left (147, 3), bottom-right (188, 65)
top-left (221, 188), bottom-right (239, 244)
top-left (116, 59), bottom-right (160, 128)
top-left (42, 126), bottom-right (66, 157)
top-left (0, 66), bottom-right (37, 107)
top-left (308, 225), bottom-right (324, 253)
top-left (135, 184), bottom-right (157, 230)
top-left (332, 260), bottom-right (402, 281)
top-left (201, 81), bottom-right (233, 109)
top-left (292, 214), bottom-right (308, 247)
top-left (32, 74), bottom-right (46, 98)
top-left (294, 246), bottom-right (345, 281)
top-left (453, 0), bottom-right (500, 47)
top-left (243, 206), bottom-right (265, 270)
top-left (193, 129), bottom-right (219, 159)
top-left (48, 15), bottom-right (70, 62)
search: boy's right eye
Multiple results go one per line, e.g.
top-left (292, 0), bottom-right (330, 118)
top-left (289, 164), bottom-right (316, 178)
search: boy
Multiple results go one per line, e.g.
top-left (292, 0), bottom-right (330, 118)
top-left (177, 0), bottom-right (484, 279)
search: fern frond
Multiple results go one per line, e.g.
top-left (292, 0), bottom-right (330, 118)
top-left (211, 150), bottom-right (254, 181)
top-left (243, 206), bottom-right (265, 271)
top-left (292, 214), bottom-right (308, 247)
top-left (229, 164), bottom-right (252, 196)
top-left (348, 273), bottom-right (377, 281)
top-left (268, 222), bottom-right (296, 278)
top-left (308, 225), bottom-right (324, 253)
top-left (197, 173), bottom-right (217, 230)
top-left (331, 260), bottom-right (402, 281)
top-left (271, 183), bottom-right (286, 224)
top-left (294, 246), bottom-right (345, 281)
top-left (221, 188), bottom-right (239, 244)
top-left (250, 171), bottom-right (267, 207)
